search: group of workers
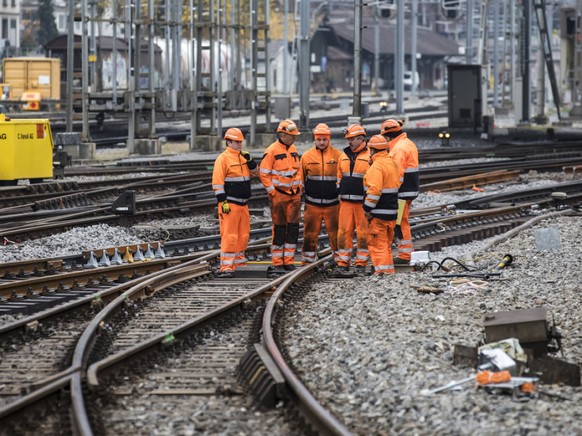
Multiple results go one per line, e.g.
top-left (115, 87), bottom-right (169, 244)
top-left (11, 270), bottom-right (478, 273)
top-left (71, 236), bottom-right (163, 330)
top-left (211, 118), bottom-right (419, 278)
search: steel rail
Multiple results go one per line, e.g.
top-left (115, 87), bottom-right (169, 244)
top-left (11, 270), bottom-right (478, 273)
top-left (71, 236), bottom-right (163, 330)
top-left (69, 251), bottom-right (283, 435)
top-left (261, 253), bottom-right (351, 436)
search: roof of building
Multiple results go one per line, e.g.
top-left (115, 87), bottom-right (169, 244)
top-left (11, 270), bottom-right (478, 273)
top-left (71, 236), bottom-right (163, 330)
top-left (329, 20), bottom-right (461, 57)
top-left (327, 45), bottom-right (352, 61)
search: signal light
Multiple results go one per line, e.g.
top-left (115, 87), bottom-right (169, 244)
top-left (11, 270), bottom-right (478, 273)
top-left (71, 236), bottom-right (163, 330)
top-left (376, 0), bottom-right (396, 20)
top-left (440, 0), bottom-right (462, 20)
top-left (438, 129), bottom-right (451, 146)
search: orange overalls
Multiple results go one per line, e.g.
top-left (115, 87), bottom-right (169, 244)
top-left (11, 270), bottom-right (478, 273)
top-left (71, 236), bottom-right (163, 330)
top-left (300, 145), bottom-right (342, 264)
top-left (336, 145), bottom-right (370, 268)
top-left (212, 147), bottom-right (258, 273)
top-left (259, 140), bottom-right (302, 267)
top-left (388, 132), bottom-right (419, 262)
top-left (363, 151), bottom-right (402, 274)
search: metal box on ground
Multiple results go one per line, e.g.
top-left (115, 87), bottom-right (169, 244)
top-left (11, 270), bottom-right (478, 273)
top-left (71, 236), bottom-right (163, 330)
top-left (483, 307), bottom-right (549, 356)
top-left (0, 114), bottom-right (54, 183)
top-left (447, 64), bottom-right (487, 128)
top-left (2, 57), bottom-right (61, 101)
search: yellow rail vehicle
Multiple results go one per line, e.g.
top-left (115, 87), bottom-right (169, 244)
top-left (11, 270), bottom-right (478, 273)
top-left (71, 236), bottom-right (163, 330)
top-left (0, 114), bottom-right (54, 185)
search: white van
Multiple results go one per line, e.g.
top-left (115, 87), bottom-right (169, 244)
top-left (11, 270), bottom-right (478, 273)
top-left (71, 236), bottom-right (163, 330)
top-left (403, 71), bottom-right (419, 90)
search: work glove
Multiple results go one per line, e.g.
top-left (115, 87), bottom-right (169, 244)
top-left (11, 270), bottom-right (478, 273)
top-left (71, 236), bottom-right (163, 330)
top-left (394, 224), bottom-right (403, 239)
top-left (221, 200), bottom-right (231, 214)
top-left (241, 150), bottom-right (258, 170)
top-left (396, 199), bottom-right (406, 226)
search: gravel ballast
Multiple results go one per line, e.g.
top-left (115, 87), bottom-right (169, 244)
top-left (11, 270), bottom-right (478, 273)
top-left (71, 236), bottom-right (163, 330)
top-left (283, 214), bottom-right (582, 434)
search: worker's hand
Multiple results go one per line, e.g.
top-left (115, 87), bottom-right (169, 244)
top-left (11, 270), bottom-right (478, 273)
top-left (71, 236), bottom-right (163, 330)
top-left (394, 224), bottom-right (403, 239)
top-left (221, 200), bottom-right (231, 214)
top-left (364, 211), bottom-right (373, 221)
top-left (240, 150), bottom-right (252, 161)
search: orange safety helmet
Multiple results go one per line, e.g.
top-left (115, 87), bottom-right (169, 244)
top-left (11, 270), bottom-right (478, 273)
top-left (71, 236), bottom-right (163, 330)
top-left (380, 119), bottom-right (405, 135)
top-left (368, 134), bottom-right (389, 150)
top-left (277, 119), bottom-right (300, 136)
top-left (313, 123), bottom-right (331, 137)
top-left (343, 124), bottom-right (367, 139)
top-left (224, 127), bottom-right (245, 141)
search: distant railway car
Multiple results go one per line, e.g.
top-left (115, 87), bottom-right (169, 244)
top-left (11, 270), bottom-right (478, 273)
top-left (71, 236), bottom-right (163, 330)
top-left (46, 35), bottom-right (163, 94)
top-left (2, 57), bottom-right (61, 110)
top-left (0, 114), bottom-right (54, 185)
top-left (45, 35), bottom-right (244, 96)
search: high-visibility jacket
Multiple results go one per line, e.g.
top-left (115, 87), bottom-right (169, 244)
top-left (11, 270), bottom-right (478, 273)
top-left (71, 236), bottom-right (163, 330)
top-left (337, 145), bottom-right (370, 203)
top-left (388, 132), bottom-right (419, 200)
top-left (301, 145), bottom-right (342, 207)
top-left (259, 140), bottom-right (302, 196)
top-left (363, 150), bottom-right (402, 220)
top-left (212, 146), bottom-right (258, 205)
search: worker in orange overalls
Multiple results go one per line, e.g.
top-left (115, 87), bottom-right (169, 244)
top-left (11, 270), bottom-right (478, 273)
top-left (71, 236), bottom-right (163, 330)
top-left (212, 128), bottom-right (259, 277)
top-left (380, 119), bottom-right (420, 265)
top-left (300, 123), bottom-right (342, 264)
top-left (336, 124), bottom-right (370, 275)
top-left (260, 119), bottom-right (303, 273)
top-left (363, 135), bottom-right (403, 275)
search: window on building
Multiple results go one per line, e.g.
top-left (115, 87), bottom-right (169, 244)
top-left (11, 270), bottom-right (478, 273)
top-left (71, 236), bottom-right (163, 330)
top-left (10, 19), bottom-right (16, 29)
top-left (2, 0), bottom-right (7, 9)
top-left (1, 19), bottom-right (7, 39)
top-left (11, 0), bottom-right (15, 7)
top-left (59, 15), bottom-right (65, 30)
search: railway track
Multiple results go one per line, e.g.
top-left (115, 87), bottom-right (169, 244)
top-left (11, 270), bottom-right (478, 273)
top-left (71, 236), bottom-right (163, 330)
top-left (0, 179), bottom-right (578, 433)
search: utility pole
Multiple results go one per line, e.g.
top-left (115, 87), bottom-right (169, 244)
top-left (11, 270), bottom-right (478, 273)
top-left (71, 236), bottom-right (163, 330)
top-left (353, 0), bottom-right (362, 119)
top-left (521, 0), bottom-right (531, 123)
top-left (493, 0), bottom-right (500, 107)
top-left (299, 0), bottom-right (310, 129)
top-left (395, 0), bottom-right (404, 114)
top-left (572, 0), bottom-right (582, 116)
top-left (66, 0), bottom-right (74, 132)
top-left (466, 0), bottom-right (474, 64)
top-left (411, 0), bottom-right (418, 96)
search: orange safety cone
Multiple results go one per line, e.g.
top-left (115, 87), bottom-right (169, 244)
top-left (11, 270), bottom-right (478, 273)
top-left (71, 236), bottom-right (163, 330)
top-left (123, 247), bottom-right (134, 263)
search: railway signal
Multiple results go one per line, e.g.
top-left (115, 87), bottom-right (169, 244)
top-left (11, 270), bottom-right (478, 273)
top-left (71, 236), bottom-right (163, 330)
top-left (440, 0), bottom-right (463, 20)
top-left (375, 0), bottom-right (396, 20)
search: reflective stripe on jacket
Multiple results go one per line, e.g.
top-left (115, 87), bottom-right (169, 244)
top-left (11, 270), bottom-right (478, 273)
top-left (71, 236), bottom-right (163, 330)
top-left (301, 146), bottom-right (342, 207)
top-left (259, 140), bottom-right (302, 195)
top-left (337, 145), bottom-right (370, 203)
top-left (363, 151), bottom-right (402, 221)
top-left (388, 132), bottom-right (419, 200)
top-left (212, 147), bottom-right (258, 205)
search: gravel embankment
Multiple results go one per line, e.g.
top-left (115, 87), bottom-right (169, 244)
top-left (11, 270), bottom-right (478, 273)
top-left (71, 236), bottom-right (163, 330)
top-left (283, 214), bottom-right (582, 435)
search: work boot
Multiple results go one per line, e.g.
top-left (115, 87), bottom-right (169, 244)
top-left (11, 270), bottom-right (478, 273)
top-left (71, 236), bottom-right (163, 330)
top-left (393, 257), bottom-right (410, 265)
top-left (332, 265), bottom-right (350, 275)
top-left (267, 266), bottom-right (286, 278)
top-left (355, 266), bottom-right (366, 276)
top-left (214, 270), bottom-right (235, 278)
top-left (283, 264), bottom-right (296, 271)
